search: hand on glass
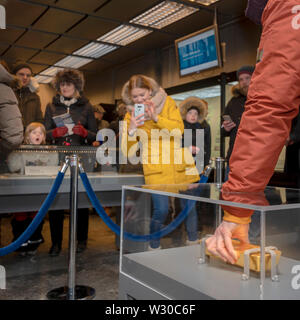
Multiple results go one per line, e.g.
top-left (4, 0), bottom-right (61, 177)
top-left (222, 120), bottom-right (236, 132)
top-left (205, 220), bottom-right (249, 264)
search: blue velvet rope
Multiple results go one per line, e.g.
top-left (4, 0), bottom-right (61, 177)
top-left (80, 172), bottom-right (208, 242)
top-left (0, 171), bottom-right (65, 256)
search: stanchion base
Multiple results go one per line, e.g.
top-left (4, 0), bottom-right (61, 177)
top-left (47, 285), bottom-right (96, 300)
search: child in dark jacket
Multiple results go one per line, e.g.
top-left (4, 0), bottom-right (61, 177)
top-left (180, 97), bottom-right (211, 170)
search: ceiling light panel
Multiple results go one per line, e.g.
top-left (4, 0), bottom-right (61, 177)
top-left (73, 42), bottom-right (117, 59)
top-left (188, 0), bottom-right (220, 6)
top-left (35, 75), bottom-right (53, 84)
top-left (130, 1), bottom-right (198, 29)
top-left (98, 25), bottom-right (152, 46)
top-left (39, 66), bottom-right (63, 77)
top-left (54, 56), bottom-right (93, 69)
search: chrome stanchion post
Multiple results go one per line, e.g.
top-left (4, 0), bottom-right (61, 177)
top-left (68, 154), bottom-right (79, 300)
top-left (215, 157), bottom-right (224, 189)
top-left (47, 155), bottom-right (95, 300)
top-left (214, 157), bottom-right (225, 227)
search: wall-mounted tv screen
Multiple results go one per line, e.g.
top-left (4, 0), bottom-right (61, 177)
top-left (175, 25), bottom-right (222, 77)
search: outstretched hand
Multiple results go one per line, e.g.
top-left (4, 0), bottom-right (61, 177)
top-left (205, 221), bottom-right (249, 264)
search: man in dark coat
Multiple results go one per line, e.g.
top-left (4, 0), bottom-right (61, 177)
top-left (13, 63), bottom-right (43, 128)
top-left (221, 65), bottom-right (254, 178)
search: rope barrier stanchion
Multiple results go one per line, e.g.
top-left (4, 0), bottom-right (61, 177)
top-left (214, 157), bottom-right (225, 228)
top-left (47, 155), bottom-right (95, 301)
top-left (0, 169), bottom-right (66, 257)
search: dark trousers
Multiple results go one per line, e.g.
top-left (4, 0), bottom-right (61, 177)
top-left (48, 208), bottom-right (89, 246)
top-left (11, 216), bottom-right (44, 251)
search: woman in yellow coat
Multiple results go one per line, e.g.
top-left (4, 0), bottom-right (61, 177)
top-left (121, 74), bottom-right (199, 249)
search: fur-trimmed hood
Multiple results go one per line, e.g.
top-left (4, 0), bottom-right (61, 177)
top-left (231, 84), bottom-right (245, 97)
top-left (121, 76), bottom-right (167, 117)
top-left (179, 96), bottom-right (208, 123)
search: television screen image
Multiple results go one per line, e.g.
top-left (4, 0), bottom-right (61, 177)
top-left (175, 25), bottom-right (221, 76)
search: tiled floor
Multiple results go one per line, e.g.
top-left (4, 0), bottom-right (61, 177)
top-left (0, 212), bottom-right (120, 300)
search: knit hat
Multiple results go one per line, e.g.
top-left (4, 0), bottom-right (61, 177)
top-left (13, 63), bottom-right (33, 75)
top-left (236, 65), bottom-right (255, 79)
top-left (52, 68), bottom-right (84, 93)
top-left (93, 104), bottom-right (106, 114)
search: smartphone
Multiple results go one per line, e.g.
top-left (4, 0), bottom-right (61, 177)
top-left (222, 114), bottom-right (233, 122)
top-left (134, 103), bottom-right (145, 124)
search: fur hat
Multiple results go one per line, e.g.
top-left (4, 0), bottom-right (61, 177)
top-left (52, 68), bottom-right (84, 93)
top-left (179, 97), bottom-right (208, 123)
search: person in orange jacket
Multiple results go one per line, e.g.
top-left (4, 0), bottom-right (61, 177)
top-left (206, 0), bottom-right (300, 264)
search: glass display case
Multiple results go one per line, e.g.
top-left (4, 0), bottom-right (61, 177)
top-left (4, 144), bottom-right (144, 176)
top-left (119, 183), bottom-right (300, 300)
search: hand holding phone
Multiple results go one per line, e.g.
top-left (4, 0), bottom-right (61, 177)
top-left (134, 104), bottom-right (145, 125)
top-left (222, 114), bottom-right (236, 132)
top-left (222, 115), bottom-right (233, 123)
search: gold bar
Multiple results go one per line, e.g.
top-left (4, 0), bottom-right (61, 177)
top-left (204, 240), bottom-right (281, 272)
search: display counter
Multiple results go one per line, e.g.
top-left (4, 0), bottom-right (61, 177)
top-left (0, 172), bottom-right (144, 214)
top-left (0, 145), bottom-right (144, 213)
top-left (119, 184), bottom-right (300, 300)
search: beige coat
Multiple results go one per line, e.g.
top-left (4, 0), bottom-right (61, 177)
top-left (0, 64), bottom-right (23, 155)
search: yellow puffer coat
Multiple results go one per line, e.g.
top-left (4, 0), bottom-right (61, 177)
top-left (121, 95), bottom-right (199, 186)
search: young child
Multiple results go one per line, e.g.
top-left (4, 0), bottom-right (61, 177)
top-left (180, 97), bottom-right (211, 168)
top-left (10, 122), bottom-right (46, 256)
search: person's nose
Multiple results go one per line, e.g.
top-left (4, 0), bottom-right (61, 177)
top-left (240, 79), bottom-right (248, 87)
